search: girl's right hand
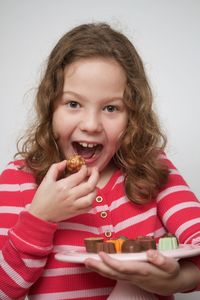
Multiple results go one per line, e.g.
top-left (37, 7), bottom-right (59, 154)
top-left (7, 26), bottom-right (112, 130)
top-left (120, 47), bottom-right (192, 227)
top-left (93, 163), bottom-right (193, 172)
top-left (28, 160), bottom-right (99, 223)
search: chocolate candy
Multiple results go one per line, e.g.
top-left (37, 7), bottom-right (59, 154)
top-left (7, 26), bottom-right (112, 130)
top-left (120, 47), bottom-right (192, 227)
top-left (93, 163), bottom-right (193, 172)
top-left (96, 242), bottom-right (116, 253)
top-left (84, 235), bottom-right (157, 254)
top-left (84, 237), bottom-right (104, 253)
top-left (66, 155), bottom-right (85, 173)
top-left (121, 239), bottom-right (141, 253)
top-left (136, 236), bottom-right (156, 251)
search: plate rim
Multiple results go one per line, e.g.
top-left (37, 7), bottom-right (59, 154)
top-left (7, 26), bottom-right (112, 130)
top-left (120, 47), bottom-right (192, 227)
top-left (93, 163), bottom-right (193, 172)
top-left (55, 244), bottom-right (200, 263)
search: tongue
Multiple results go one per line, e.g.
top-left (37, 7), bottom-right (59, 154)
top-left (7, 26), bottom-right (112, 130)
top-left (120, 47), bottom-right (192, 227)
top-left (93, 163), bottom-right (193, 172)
top-left (75, 144), bottom-right (96, 159)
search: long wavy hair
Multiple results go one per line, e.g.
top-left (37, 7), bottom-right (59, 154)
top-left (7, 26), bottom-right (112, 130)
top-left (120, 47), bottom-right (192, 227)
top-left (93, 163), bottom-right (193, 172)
top-left (16, 22), bottom-right (169, 204)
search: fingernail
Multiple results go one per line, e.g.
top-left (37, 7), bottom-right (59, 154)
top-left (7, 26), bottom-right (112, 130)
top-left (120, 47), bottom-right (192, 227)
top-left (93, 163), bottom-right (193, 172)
top-left (147, 249), bottom-right (158, 259)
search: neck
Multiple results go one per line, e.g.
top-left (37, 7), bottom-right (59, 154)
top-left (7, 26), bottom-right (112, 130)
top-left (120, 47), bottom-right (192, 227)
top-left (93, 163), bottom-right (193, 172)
top-left (97, 161), bottom-right (117, 189)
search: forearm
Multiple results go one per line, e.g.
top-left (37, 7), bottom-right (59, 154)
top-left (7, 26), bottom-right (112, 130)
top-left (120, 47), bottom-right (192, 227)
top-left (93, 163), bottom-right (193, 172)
top-left (160, 260), bottom-right (200, 296)
top-left (174, 260), bottom-right (200, 293)
top-left (146, 250), bottom-right (200, 296)
top-left (0, 211), bottom-right (57, 298)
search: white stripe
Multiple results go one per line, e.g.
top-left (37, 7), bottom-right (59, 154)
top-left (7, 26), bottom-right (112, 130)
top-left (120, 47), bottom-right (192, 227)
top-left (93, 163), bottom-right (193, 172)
top-left (10, 230), bottom-right (53, 252)
top-left (0, 206), bottom-right (24, 214)
top-left (0, 183), bottom-right (37, 192)
top-left (162, 202), bottom-right (200, 224)
top-left (0, 253), bottom-right (46, 276)
top-left (114, 208), bottom-right (156, 232)
top-left (0, 228), bottom-right (9, 235)
top-left (59, 209), bottom-right (157, 235)
top-left (156, 185), bottom-right (191, 202)
top-left (92, 204), bottom-right (109, 213)
top-left (58, 222), bottom-right (100, 234)
top-left (111, 175), bottom-right (124, 189)
top-left (53, 245), bottom-right (85, 253)
top-left (110, 196), bottom-right (129, 211)
top-left (169, 169), bottom-right (180, 175)
top-left (185, 231), bottom-right (200, 244)
top-left (4, 162), bottom-right (32, 174)
top-left (22, 257), bottom-right (47, 268)
top-left (4, 163), bottom-right (18, 171)
top-left (29, 287), bottom-right (112, 299)
top-left (0, 289), bottom-right (12, 300)
top-left (176, 218), bottom-right (200, 238)
top-left (78, 196), bottom-right (129, 216)
top-left (43, 267), bottom-right (91, 277)
top-left (58, 222), bottom-right (114, 236)
top-left (0, 251), bottom-right (33, 288)
top-left (191, 236), bottom-right (200, 245)
top-left (151, 227), bottom-right (166, 238)
top-left (88, 197), bottom-right (128, 215)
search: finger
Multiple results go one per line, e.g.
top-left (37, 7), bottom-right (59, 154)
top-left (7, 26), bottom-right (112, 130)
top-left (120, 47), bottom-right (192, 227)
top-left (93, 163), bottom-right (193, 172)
top-left (67, 167), bottom-right (99, 199)
top-left (60, 164), bottom-right (88, 188)
top-left (44, 160), bottom-right (67, 182)
top-left (85, 254), bottom-right (136, 281)
top-left (88, 167), bottom-right (99, 187)
top-left (84, 256), bottom-right (121, 280)
top-left (98, 252), bottom-right (149, 276)
top-left (147, 250), bottom-right (179, 275)
top-left (73, 190), bottom-right (97, 211)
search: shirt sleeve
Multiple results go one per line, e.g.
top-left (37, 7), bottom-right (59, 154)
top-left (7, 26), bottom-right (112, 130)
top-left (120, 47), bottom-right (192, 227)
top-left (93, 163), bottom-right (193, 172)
top-left (0, 161), bottom-right (57, 299)
top-left (157, 155), bottom-right (200, 290)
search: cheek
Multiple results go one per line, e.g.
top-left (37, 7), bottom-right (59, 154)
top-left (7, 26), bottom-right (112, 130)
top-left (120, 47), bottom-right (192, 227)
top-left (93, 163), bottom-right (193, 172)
top-left (107, 131), bottom-right (124, 152)
top-left (52, 117), bottom-right (60, 139)
top-left (108, 120), bottom-right (127, 144)
top-left (52, 115), bottom-right (67, 140)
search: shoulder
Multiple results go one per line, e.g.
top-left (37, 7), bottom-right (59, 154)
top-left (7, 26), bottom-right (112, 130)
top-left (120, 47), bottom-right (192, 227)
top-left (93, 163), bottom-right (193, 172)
top-left (0, 159), bottom-right (36, 185)
top-left (157, 153), bottom-right (198, 202)
top-left (158, 152), bottom-right (178, 170)
top-left (159, 152), bottom-right (187, 183)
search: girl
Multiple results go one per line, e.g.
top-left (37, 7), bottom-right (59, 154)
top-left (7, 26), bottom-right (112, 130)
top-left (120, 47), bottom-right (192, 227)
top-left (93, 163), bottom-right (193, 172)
top-left (0, 22), bottom-right (200, 300)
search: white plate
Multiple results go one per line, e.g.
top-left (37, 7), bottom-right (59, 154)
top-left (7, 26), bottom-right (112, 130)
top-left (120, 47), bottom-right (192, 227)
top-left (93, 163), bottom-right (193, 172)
top-left (55, 244), bottom-right (200, 263)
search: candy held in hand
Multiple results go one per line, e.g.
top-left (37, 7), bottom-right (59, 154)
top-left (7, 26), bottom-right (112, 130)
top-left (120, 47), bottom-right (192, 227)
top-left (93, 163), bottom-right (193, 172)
top-left (66, 155), bottom-right (85, 173)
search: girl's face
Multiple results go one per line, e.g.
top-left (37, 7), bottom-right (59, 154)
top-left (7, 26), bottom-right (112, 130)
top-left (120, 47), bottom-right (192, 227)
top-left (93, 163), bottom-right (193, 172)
top-left (52, 57), bottom-right (128, 173)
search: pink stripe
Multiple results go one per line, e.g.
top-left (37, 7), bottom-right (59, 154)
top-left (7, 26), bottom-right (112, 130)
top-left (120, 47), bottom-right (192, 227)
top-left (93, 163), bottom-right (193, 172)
top-left (0, 183), bottom-right (37, 192)
top-left (0, 206), bottom-right (24, 214)
top-left (29, 287), bottom-right (112, 299)
top-left (157, 185), bottom-right (191, 202)
top-left (10, 230), bottom-right (53, 252)
top-left (0, 252), bottom-right (32, 288)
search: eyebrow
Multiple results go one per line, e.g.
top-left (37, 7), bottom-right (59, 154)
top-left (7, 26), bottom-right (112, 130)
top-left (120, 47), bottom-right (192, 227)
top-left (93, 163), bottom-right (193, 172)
top-left (62, 90), bottom-right (124, 102)
top-left (62, 91), bottom-right (82, 98)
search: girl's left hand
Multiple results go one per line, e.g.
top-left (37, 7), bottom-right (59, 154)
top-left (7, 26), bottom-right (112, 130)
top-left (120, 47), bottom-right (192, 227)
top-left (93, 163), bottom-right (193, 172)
top-left (84, 250), bottom-right (181, 296)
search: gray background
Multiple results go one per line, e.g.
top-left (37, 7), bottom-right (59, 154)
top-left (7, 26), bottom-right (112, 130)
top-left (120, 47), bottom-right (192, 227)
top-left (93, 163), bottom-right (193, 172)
top-left (0, 1), bottom-right (200, 299)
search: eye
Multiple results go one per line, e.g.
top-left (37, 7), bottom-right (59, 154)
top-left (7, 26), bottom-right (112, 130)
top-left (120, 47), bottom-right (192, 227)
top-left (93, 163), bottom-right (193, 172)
top-left (104, 105), bottom-right (118, 113)
top-left (66, 101), bottom-right (80, 109)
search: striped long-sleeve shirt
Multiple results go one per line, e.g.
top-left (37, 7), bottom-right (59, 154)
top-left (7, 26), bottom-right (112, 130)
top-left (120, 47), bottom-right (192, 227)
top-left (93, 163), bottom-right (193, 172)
top-left (0, 156), bottom-right (200, 300)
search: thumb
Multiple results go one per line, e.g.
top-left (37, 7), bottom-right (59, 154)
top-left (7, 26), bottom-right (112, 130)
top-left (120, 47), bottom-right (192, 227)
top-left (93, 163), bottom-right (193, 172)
top-left (147, 250), bottom-right (180, 275)
top-left (44, 160), bottom-right (67, 182)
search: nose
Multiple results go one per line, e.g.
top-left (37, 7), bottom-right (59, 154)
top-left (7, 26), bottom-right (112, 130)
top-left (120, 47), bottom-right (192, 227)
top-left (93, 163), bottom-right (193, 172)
top-left (79, 110), bottom-right (102, 133)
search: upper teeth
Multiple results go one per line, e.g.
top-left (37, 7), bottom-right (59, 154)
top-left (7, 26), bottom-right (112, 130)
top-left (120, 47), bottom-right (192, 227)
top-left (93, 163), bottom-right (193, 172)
top-left (79, 142), bottom-right (97, 148)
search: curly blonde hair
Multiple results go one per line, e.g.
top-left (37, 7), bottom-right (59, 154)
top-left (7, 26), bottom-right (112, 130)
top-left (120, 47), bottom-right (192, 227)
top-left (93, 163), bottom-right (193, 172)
top-left (16, 22), bottom-right (169, 204)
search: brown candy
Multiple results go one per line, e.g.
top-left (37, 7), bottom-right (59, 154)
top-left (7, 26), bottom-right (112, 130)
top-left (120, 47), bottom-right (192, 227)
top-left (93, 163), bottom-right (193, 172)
top-left (84, 237), bottom-right (104, 253)
top-left (96, 242), bottom-right (116, 253)
top-left (121, 239), bottom-right (142, 253)
top-left (136, 236), bottom-right (156, 251)
top-left (121, 236), bottom-right (156, 253)
top-left (66, 155), bottom-right (85, 173)
top-left (84, 235), bottom-right (157, 254)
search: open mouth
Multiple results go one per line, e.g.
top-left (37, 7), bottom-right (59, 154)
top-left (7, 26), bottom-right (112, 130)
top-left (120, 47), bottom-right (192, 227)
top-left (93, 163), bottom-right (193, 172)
top-left (72, 142), bottom-right (103, 159)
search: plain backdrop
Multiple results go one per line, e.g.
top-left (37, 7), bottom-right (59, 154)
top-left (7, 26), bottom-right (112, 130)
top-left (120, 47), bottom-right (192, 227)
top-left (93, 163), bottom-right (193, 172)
top-left (0, 1), bottom-right (200, 299)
